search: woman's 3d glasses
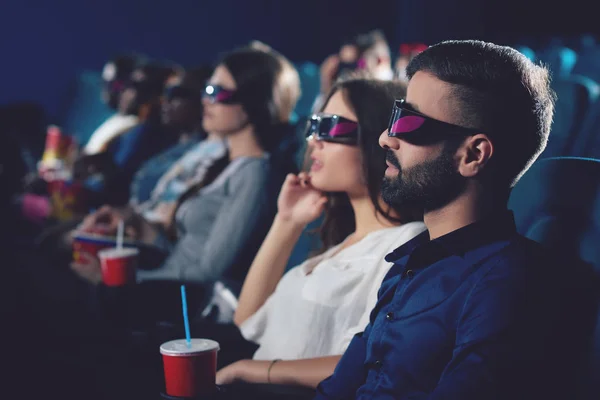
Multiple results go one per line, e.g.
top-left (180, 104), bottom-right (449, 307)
top-left (202, 84), bottom-right (239, 104)
top-left (387, 99), bottom-right (480, 145)
top-left (305, 114), bottom-right (359, 145)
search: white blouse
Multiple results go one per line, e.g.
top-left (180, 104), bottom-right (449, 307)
top-left (240, 221), bottom-right (427, 360)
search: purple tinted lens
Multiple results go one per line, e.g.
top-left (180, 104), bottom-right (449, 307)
top-left (214, 90), bottom-right (233, 102)
top-left (329, 122), bottom-right (357, 137)
top-left (390, 115), bottom-right (426, 135)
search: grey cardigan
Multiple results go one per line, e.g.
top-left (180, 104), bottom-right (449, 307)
top-left (137, 155), bottom-right (278, 286)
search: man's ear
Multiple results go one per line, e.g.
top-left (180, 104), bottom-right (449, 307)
top-left (456, 134), bottom-right (494, 178)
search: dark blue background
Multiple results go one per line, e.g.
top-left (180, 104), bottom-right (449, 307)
top-left (0, 0), bottom-right (594, 119)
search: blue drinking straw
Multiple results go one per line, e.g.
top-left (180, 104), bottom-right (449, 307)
top-left (180, 285), bottom-right (192, 348)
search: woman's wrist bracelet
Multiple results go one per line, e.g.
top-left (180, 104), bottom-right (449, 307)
top-left (267, 359), bottom-right (282, 384)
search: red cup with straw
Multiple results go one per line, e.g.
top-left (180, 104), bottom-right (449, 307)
top-left (160, 339), bottom-right (220, 397)
top-left (160, 286), bottom-right (220, 397)
top-left (98, 247), bottom-right (138, 286)
top-left (96, 220), bottom-right (139, 287)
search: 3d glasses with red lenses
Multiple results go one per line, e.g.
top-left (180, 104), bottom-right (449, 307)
top-left (203, 84), bottom-right (239, 104)
top-left (387, 99), bottom-right (479, 144)
top-left (305, 113), bottom-right (359, 145)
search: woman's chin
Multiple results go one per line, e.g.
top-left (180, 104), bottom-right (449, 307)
top-left (309, 174), bottom-right (326, 190)
top-left (309, 175), bottom-right (339, 193)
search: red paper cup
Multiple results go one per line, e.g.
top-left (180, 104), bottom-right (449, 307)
top-left (160, 339), bottom-right (220, 398)
top-left (98, 247), bottom-right (139, 287)
top-left (72, 234), bottom-right (115, 264)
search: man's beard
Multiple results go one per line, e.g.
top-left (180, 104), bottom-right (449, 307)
top-left (381, 146), bottom-right (466, 212)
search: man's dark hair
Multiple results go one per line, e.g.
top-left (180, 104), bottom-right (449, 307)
top-left (406, 40), bottom-right (555, 190)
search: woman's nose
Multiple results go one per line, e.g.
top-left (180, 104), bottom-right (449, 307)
top-left (307, 137), bottom-right (324, 150)
top-left (201, 96), bottom-right (213, 107)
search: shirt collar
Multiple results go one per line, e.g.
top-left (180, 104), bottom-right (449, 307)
top-left (384, 230), bottom-right (429, 262)
top-left (385, 210), bottom-right (518, 264)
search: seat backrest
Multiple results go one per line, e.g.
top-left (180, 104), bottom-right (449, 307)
top-left (579, 185), bottom-right (600, 275)
top-left (577, 189), bottom-right (600, 400)
top-left (59, 71), bottom-right (113, 146)
top-left (271, 122), bottom-right (303, 175)
top-left (537, 46), bottom-right (577, 77)
top-left (573, 269), bottom-right (600, 400)
top-left (292, 116), bottom-right (310, 171)
top-left (293, 62), bottom-right (320, 120)
top-left (572, 93), bottom-right (600, 158)
top-left (586, 310), bottom-right (600, 400)
top-left (565, 34), bottom-right (597, 54)
top-left (546, 36), bottom-right (565, 49)
top-left (572, 47), bottom-right (600, 82)
top-left (508, 157), bottom-right (600, 269)
top-left (542, 76), bottom-right (599, 157)
top-left (509, 157), bottom-right (600, 399)
top-left (285, 217), bottom-right (323, 272)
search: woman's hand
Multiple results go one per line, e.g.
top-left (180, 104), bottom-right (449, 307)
top-left (216, 360), bottom-right (270, 386)
top-left (216, 361), bottom-right (246, 385)
top-left (77, 205), bottom-right (139, 239)
top-left (70, 251), bottom-right (103, 285)
top-left (276, 173), bottom-right (328, 226)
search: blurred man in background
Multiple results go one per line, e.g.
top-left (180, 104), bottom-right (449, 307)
top-left (313, 30), bottom-right (393, 112)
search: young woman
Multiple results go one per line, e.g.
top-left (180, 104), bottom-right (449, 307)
top-left (72, 44), bottom-right (301, 297)
top-left (216, 77), bottom-right (426, 388)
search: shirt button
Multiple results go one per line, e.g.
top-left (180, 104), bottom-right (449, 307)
top-left (386, 312), bottom-right (394, 321)
top-left (405, 269), bottom-right (414, 279)
top-left (374, 360), bottom-right (383, 369)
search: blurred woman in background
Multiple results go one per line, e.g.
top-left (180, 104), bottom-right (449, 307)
top-left (72, 43), bottom-right (301, 312)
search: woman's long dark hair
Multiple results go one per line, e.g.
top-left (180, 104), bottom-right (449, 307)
top-left (219, 44), bottom-right (300, 152)
top-left (316, 78), bottom-right (422, 252)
